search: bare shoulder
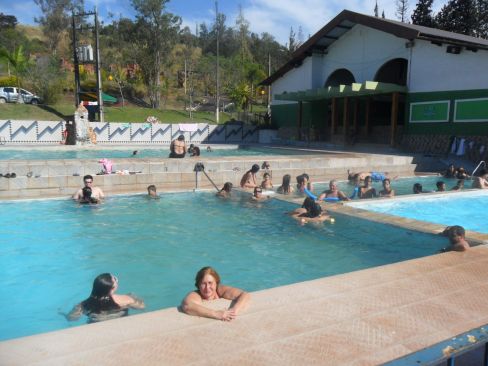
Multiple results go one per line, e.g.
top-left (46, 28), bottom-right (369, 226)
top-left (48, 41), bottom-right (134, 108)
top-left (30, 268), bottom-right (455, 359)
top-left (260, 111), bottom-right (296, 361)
top-left (217, 284), bottom-right (244, 300)
top-left (183, 291), bottom-right (203, 304)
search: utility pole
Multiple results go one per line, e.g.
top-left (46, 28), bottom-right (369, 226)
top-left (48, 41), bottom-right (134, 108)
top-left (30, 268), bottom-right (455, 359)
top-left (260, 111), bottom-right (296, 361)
top-left (94, 8), bottom-right (104, 123)
top-left (72, 13), bottom-right (80, 107)
top-left (267, 53), bottom-right (271, 117)
top-left (215, 1), bottom-right (220, 124)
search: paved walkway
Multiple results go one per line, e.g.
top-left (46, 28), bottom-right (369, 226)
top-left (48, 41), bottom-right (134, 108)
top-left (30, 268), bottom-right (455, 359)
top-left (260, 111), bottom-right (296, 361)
top-left (2, 246), bottom-right (488, 365)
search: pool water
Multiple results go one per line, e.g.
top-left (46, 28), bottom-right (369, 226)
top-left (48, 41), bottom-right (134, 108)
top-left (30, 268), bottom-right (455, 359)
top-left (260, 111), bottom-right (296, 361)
top-left (0, 146), bottom-right (318, 160)
top-left (0, 192), bottom-right (446, 340)
top-left (313, 176), bottom-right (463, 198)
top-left (352, 190), bottom-right (488, 234)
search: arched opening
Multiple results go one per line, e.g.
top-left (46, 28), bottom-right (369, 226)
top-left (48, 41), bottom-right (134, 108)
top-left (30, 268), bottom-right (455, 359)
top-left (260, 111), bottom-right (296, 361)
top-left (324, 68), bottom-right (355, 87)
top-left (374, 58), bottom-right (408, 86)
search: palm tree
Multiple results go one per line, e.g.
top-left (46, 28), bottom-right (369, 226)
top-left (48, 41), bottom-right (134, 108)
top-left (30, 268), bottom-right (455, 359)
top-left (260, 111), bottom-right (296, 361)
top-left (0, 45), bottom-right (29, 103)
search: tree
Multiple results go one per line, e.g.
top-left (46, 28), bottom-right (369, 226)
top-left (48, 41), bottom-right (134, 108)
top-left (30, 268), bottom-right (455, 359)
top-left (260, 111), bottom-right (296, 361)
top-left (228, 82), bottom-right (251, 111)
top-left (374, 0), bottom-right (379, 17)
top-left (131, 0), bottom-right (181, 108)
top-left (475, 0), bottom-right (488, 37)
top-left (0, 13), bottom-right (17, 28)
top-left (396, 0), bottom-right (409, 22)
top-left (435, 0), bottom-right (477, 35)
top-left (411, 0), bottom-right (435, 27)
top-left (235, 5), bottom-right (252, 66)
top-left (33, 0), bottom-right (84, 55)
top-left (0, 45), bottom-right (29, 103)
top-left (27, 55), bottom-right (66, 104)
top-left (288, 27), bottom-right (299, 54)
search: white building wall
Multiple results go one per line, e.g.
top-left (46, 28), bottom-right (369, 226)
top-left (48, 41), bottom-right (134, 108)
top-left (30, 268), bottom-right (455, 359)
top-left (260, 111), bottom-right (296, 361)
top-left (271, 56), bottom-right (313, 105)
top-left (409, 39), bottom-right (488, 92)
top-left (321, 24), bottom-right (410, 85)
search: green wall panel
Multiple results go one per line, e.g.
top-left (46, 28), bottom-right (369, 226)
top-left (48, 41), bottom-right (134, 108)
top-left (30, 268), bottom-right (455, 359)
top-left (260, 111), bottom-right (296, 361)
top-left (406, 89), bottom-right (488, 136)
top-left (454, 98), bottom-right (488, 122)
top-left (410, 101), bottom-right (450, 123)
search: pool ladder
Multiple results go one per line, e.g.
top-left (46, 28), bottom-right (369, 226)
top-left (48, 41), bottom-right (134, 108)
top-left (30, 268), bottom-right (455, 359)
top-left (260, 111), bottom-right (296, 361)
top-left (193, 163), bottom-right (219, 191)
top-left (472, 161), bottom-right (486, 176)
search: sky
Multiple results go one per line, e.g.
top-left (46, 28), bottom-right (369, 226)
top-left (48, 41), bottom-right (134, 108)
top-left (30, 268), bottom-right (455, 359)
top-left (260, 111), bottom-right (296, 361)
top-left (1, 0), bottom-right (449, 45)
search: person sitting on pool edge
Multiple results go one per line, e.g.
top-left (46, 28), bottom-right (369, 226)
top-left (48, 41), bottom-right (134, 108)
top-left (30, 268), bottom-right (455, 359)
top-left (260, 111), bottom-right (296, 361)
top-left (73, 175), bottom-right (105, 202)
top-left (216, 182), bottom-right (233, 198)
top-left (289, 197), bottom-right (331, 224)
top-left (378, 178), bottom-right (395, 197)
top-left (147, 185), bottom-right (159, 199)
top-left (441, 225), bottom-right (470, 252)
top-left (240, 164), bottom-right (260, 189)
top-left (169, 135), bottom-right (187, 158)
top-left (181, 266), bottom-right (250, 321)
top-left (63, 273), bottom-right (145, 323)
top-left (318, 180), bottom-right (350, 201)
top-left (359, 176), bottom-right (377, 199)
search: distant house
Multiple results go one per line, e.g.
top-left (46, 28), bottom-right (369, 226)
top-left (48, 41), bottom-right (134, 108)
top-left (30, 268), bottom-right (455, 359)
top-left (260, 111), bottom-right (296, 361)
top-left (261, 10), bottom-right (488, 152)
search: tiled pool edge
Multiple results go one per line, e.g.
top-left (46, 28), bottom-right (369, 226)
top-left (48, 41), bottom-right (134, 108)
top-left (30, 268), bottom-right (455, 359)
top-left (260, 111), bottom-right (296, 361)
top-left (2, 247), bottom-right (488, 365)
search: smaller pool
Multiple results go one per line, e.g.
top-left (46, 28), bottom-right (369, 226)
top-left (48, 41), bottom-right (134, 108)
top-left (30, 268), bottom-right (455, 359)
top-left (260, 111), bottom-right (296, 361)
top-left (349, 190), bottom-right (488, 234)
top-left (0, 146), bottom-right (321, 160)
top-left (313, 176), bottom-right (464, 197)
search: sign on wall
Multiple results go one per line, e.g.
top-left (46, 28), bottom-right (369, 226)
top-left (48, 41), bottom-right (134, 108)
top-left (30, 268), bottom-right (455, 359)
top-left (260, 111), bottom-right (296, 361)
top-left (454, 98), bottom-right (488, 122)
top-left (409, 101), bottom-right (450, 123)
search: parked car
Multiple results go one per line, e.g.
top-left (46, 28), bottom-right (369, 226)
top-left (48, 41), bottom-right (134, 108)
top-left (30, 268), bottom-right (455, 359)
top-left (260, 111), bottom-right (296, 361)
top-left (0, 87), bottom-right (43, 104)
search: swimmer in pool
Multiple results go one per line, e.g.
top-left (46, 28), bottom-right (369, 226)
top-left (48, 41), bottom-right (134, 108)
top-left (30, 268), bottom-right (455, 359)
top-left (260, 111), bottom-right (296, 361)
top-left (63, 273), bottom-right (144, 323)
top-left (441, 225), bottom-right (470, 252)
top-left (261, 172), bottom-right (273, 189)
top-left (240, 164), bottom-right (260, 189)
top-left (472, 169), bottom-right (488, 189)
top-left (147, 185), bottom-right (159, 199)
top-left (318, 180), bottom-right (350, 201)
top-left (251, 186), bottom-right (269, 201)
top-left (347, 170), bottom-right (397, 183)
top-left (413, 183), bottom-right (425, 194)
top-left (73, 175), bottom-right (105, 202)
top-left (217, 182), bottom-right (233, 198)
top-left (359, 176), bottom-right (377, 199)
top-left (169, 135), bottom-right (187, 158)
top-left (436, 181), bottom-right (446, 192)
top-left (79, 187), bottom-right (99, 204)
top-left (277, 174), bottom-right (294, 195)
top-left (181, 266), bottom-right (250, 321)
top-left (289, 197), bottom-right (331, 224)
top-left (451, 179), bottom-right (464, 191)
top-left (378, 178), bottom-right (395, 197)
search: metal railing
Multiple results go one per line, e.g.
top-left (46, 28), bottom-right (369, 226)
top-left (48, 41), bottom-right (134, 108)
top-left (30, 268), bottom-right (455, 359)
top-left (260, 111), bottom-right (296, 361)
top-left (472, 161), bottom-right (486, 176)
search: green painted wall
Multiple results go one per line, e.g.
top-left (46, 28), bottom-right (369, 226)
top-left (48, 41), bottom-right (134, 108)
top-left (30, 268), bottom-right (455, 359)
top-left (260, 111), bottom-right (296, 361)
top-left (406, 89), bottom-right (488, 136)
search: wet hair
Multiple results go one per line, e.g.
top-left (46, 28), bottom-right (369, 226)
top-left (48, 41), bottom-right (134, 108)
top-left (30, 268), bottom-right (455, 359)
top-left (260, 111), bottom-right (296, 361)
top-left (449, 225), bottom-right (465, 239)
top-left (296, 175), bottom-right (305, 186)
top-left (222, 182), bottom-right (233, 192)
top-left (193, 146), bottom-right (200, 156)
top-left (281, 174), bottom-right (292, 193)
top-left (413, 183), bottom-right (423, 193)
top-left (147, 185), bottom-right (156, 193)
top-left (383, 178), bottom-right (391, 185)
top-left (83, 174), bottom-right (93, 182)
top-left (82, 186), bottom-right (92, 199)
top-left (254, 186), bottom-right (263, 195)
top-left (177, 134), bottom-right (185, 141)
top-left (364, 175), bottom-right (372, 183)
top-left (81, 273), bottom-right (120, 315)
top-left (195, 266), bottom-right (220, 289)
top-left (301, 173), bottom-right (310, 181)
top-left (263, 172), bottom-right (270, 179)
top-left (436, 181), bottom-right (445, 189)
top-left (251, 164), bottom-right (260, 173)
top-left (301, 197), bottom-right (322, 218)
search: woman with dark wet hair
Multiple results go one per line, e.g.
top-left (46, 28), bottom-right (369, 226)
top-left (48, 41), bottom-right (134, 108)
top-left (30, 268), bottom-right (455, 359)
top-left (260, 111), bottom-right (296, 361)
top-left (217, 182), bottom-right (233, 198)
top-left (277, 174), bottom-right (294, 195)
top-left (65, 273), bottom-right (144, 323)
top-left (289, 197), bottom-right (330, 223)
top-left (240, 164), bottom-right (260, 188)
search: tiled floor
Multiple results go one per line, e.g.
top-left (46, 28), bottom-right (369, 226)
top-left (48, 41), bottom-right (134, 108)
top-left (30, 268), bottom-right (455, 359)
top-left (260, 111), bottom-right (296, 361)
top-left (2, 246), bottom-right (488, 365)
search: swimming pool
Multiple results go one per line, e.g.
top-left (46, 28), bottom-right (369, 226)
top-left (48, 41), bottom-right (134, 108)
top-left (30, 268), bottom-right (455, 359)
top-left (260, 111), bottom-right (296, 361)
top-left (0, 192), bottom-right (446, 340)
top-left (0, 146), bottom-right (320, 160)
top-left (349, 190), bottom-right (488, 234)
top-left (313, 176), bottom-right (463, 198)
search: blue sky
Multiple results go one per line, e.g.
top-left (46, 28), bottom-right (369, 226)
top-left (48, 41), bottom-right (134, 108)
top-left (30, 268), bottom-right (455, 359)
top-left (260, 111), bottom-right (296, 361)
top-left (1, 0), bottom-right (449, 45)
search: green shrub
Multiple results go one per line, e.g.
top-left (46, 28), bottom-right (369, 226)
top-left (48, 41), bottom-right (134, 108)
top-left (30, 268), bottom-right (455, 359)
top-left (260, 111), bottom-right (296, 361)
top-left (0, 75), bottom-right (18, 87)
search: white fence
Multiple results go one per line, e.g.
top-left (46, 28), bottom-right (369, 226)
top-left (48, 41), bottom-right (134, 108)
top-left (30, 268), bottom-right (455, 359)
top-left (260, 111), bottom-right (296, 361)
top-left (0, 120), bottom-right (260, 145)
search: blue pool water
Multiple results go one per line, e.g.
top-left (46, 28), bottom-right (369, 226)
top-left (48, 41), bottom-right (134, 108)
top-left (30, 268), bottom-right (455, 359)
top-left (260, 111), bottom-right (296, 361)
top-left (0, 146), bottom-right (318, 160)
top-left (352, 190), bottom-right (488, 234)
top-left (0, 192), bottom-right (446, 340)
top-left (313, 176), bottom-right (463, 197)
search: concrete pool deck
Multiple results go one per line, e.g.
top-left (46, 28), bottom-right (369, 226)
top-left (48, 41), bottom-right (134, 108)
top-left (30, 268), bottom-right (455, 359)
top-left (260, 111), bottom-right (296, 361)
top-left (2, 246), bottom-right (488, 365)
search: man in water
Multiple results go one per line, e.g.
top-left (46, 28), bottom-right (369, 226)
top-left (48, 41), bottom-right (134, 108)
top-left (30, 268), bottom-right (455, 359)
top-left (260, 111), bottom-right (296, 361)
top-left (318, 180), bottom-right (350, 201)
top-left (147, 185), bottom-right (159, 199)
top-left (73, 175), bottom-right (105, 202)
top-left (472, 169), bottom-right (488, 189)
top-left (442, 226), bottom-right (470, 252)
top-left (169, 135), bottom-right (187, 158)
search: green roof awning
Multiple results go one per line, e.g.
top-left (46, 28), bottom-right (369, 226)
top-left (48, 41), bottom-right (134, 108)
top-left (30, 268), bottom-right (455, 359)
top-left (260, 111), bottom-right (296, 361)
top-left (80, 91), bottom-right (118, 103)
top-left (275, 81), bottom-right (407, 101)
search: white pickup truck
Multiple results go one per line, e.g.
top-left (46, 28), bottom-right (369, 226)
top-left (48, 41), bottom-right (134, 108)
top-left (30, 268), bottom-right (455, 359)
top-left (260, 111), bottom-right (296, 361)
top-left (0, 87), bottom-right (42, 104)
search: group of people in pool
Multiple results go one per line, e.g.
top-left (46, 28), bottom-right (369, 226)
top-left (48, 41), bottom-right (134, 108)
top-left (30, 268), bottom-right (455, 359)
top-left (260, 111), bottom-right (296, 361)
top-left (169, 135), bottom-right (212, 158)
top-left (64, 267), bottom-right (250, 323)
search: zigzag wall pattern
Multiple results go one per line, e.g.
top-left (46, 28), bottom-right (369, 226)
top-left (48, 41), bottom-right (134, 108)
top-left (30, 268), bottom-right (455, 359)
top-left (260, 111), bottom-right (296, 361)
top-left (4, 120), bottom-right (261, 144)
